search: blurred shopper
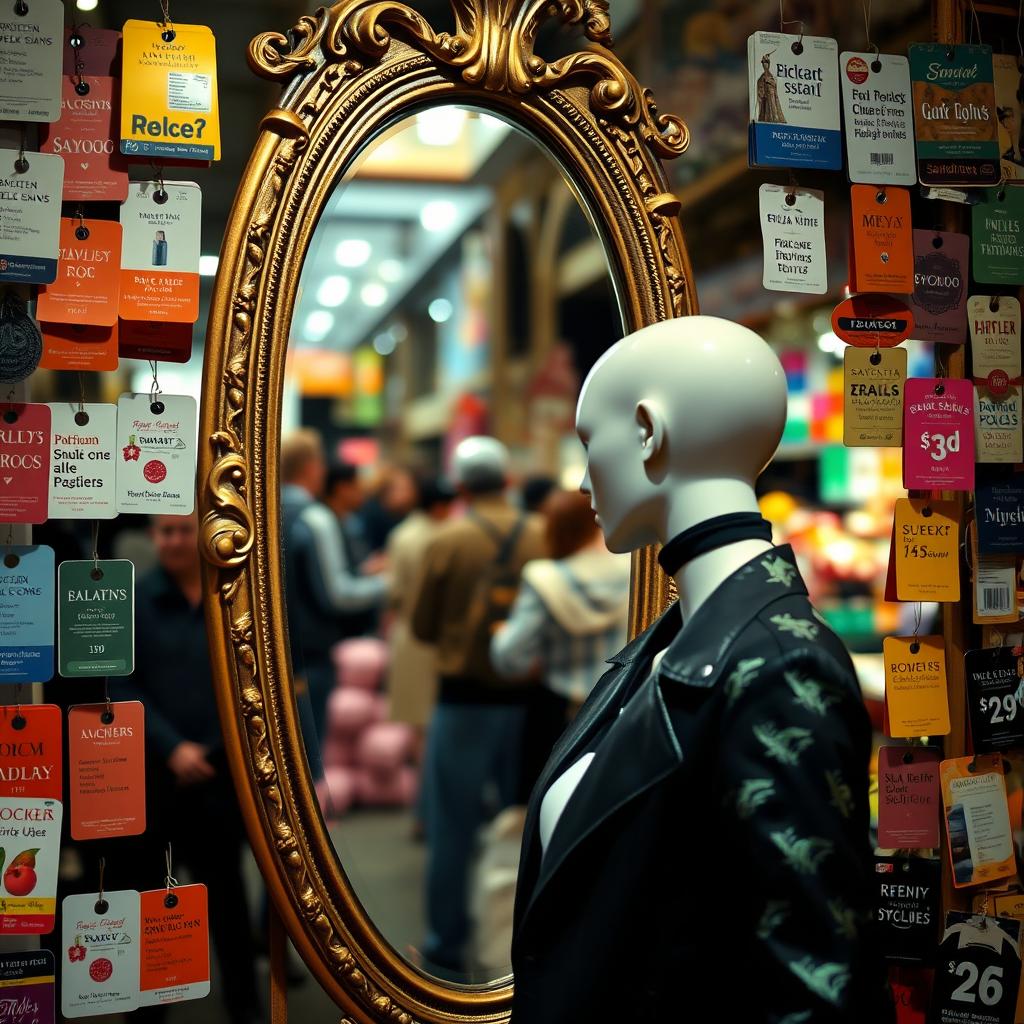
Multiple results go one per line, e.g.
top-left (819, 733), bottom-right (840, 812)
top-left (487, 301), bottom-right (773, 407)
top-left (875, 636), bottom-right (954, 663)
top-left (491, 489), bottom-right (631, 796)
top-left (521, 474), bottom-right (556, 514)
top-left (410, 437), bottom-right (545, 972)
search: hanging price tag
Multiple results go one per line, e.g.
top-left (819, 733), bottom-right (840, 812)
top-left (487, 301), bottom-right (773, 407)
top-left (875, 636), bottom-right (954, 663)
top-left (118, 320), bottom-right (193, 363)
top-left (843, 346), bottom-right (906, 447)
top-left (972, 188), bottom-right (1024, 286)
top-left (0, 705), bottom-right (61, 802)
top-left (0, 149), bottom-right (64, 285)
top-left (970, 523), bottom-right (1018, 624)
top-left (36, 219), bottom-right (121, 327)
top-left (910, 43), bottom-right (1000, 186)
top-left (884, 635), bottom-right (951, 737)
top-left (877, 746), bottom-right (941, 849)
top-left (758, 184), bottom-right (827, 294)
top-left (893, 498), bottom-right (960, 602)
top-left (974, 385), bottom-right (1022, 464)
top-left (975, 467), bottom-right (1024, 555)
top-left (969, 296), bottom-right (1022, 380)
top-left (68, 702), bottom-right (145, 841)
top-left (0, 949), bottom-right (55, 1023)
top-left (849, 185), bottom-right (914, 293)
top-left (0, 0), bottom-right (62, 122)
top-left (61, 888), bottom-right (140, 1017)
top-left (904, 230), bottom-right (969, 345)
top-left (965, 647), bottom-right (1024, 752)
top-left (39, 322), bottom-right (118, 373)
top-left (0, 797), bottom-right (62, 935)
top-left (47, 403), bottom-right (117, 520)
top-left (874, 857), bottom-right (941, 962)
top-left (0, 545), bottom-right (53, 684)
top-left (57, 560), bottom-right (134, 678)
top-left (832, 293), bottom-right (914, 348)
top-left (903, 377), bottom-right (975, 492)
top-left (0, 404), bottom-right (51, 525)
top-left (994, 55), bottom-right (1024, 184)
top-left (139, 884), bottom-right (210, 1006)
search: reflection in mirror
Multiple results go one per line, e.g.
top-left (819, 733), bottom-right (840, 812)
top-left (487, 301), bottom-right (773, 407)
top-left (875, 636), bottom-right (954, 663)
top-left (279, 107), bottom-right (626, 986)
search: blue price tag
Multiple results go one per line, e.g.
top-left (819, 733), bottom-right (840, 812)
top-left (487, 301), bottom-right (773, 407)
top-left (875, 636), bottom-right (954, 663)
top-left (0, 545), bottom-right (55, 684)
top-left (976, 469), bottom-right (1024, 555)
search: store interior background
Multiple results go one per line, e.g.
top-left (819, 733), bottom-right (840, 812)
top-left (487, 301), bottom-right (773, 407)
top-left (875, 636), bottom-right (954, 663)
top-left (24, 0), bottom-right (944, 1015)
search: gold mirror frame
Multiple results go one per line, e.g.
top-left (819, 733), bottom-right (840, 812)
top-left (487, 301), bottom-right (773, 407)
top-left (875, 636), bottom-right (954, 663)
top-left (198, 2), bottom-right (695, 1020)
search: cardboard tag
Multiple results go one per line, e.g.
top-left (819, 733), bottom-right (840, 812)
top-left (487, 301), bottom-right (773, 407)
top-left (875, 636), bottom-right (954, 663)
top-left (904, 377), bottom-right (975, 492)
top-left (0, 545), bottom-right (54, 684)
top-left (0, 705), bottom-right (60, 802)
top-left (47, 403), bottom-right (118, 520)
top-left (118, 181), bottom-right (201, 323)
top-left (839, 52), bottom-right (916, 185)
top-left (941, 755), bottom-right (1016, 888)
top-left (57, 560), bottom-right (134, 678)
top-left (0, 0), bottom-right (63, 122)
top-left (973, 188), bottom-right (1024, 286)
top-left (0, 797), bottom-right (62, 935)
top-left (36, 219), bottom-right (121, 327)
top-left (994, 54), bottom-right (1024, 184)
top-left (39, 78), bottom-right (129, 202)
top-left (970, 524), bottom-right (1019, 624)
top-left (905, 230), bottom-right (970, 345)
top-left (120, 20), bottom-right (220, 161)
top-left (910, 43), bottom-right (1000, 186)
top-left (758, 184), bottom-right (827, 293)
top-left (850, 185), bottom-right (914, 294)
top-left (877, 746), bottom-right (941, 849)
top-left (0, 949), bottom-right (55, 1023)
top-left (115, 393), bottom-right (196, 515)
top-left (68, 702), bottom-right (145, 841)
top-left (975, 386), bottom-right (1023, 464)
top-left (874, 857), bottom-right (941, 962)
top-left (139, 884), bottom-right (210, 1006)
top-left (0, 150), bottom-right (64, 285)
top-left (893, 498), bottom-right (960, 602)
top-left (832, 293), bottom-right (914, 348)
top-left (117, 320), bottom-right (192, 363)
top-left (747, 31), bottom-right (841, 169)
top-left (61, 888), bottom-right (140, 1017)
top-left (40, 322), bottom-right (118, 373)
top-left (976, 467), bottom-right (1024, 554)
top-left (969, 296), bottom-right (1022, 381)
top-left (966, 647), bottom-right (1024, 752)
top-left (0, 404), bottom-right (51, 525)
top-left (844, 346), bottom-right (906, 446)
top-left (933, 912), bottom-right (1021, 1023)
top-left (883, 634), bottom-right (951, 737)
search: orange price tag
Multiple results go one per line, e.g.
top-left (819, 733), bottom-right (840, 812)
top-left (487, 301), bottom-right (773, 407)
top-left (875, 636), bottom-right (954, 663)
top-left (849, 184), bottom-right (914, 294)
top-left (36, 219), bottom-right (121, 327)
top-left (0, 705), bottom-right (61, 802)
top-left (140, 884), bottom-right (210, 1006)
top-left (893, 498), bottom-right (961, 602)
top-left (883, 634), bottom-right (951, 738)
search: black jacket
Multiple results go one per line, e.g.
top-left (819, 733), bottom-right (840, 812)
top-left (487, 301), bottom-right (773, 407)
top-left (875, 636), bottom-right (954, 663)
top-left (511, 546), bottom-right (892, 1024)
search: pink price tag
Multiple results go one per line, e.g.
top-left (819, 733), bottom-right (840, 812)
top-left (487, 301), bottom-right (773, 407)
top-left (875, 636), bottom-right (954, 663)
top-left (903, 378), bottom-right (975, 491)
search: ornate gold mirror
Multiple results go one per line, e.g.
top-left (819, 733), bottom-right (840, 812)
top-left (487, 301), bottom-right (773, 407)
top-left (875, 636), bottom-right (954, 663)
top-left (198, 1), bottom-right (695, 1019)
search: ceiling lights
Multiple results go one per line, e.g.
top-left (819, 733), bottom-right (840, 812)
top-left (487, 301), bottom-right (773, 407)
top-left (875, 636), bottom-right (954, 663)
top-left (420, 200), bottom-right (457, 233)
top-left (361, 282), bottom-right (388, 307)
top-left (415, 107), bottom-right (468, 147)
top-left (378, 259), bottom-right (403, 283)
top-left (304, 310), bottom-right (335, 342)
top-left (428, 298), bottom-right (453, 324)
top-left (198, 255), bottom-right (219, 277)
top-left (317, 274), bottom-right (351, 307)
top-left (335, 238), bottom-right (371, 267)
top-left (76, 0), bottom-right (98, 9)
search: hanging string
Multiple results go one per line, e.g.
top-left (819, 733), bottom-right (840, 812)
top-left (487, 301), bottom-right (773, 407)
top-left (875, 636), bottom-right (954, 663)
top-left (95, 857), bottom-right (108, 914)
top-left (77, 373), bottom-right (88, 425)
top-left (14, 125), bottom-right (28, 174)
top-left (1017, 0), bottom-right (1023, 63)
top-left (90, 521), bottom-right (101, 579)
top-left (778, 0), bottom-right (804, 52)
top-left (69, 23), bottom-right (90, 96)
top-left (158, 1), bottom-right (175, 43)
top-left (164, 844), bottom-right (179, 906)
top-left (967, 0), bottom-right (983, 45)
top-left (861, 0), bottom-right (880, 64)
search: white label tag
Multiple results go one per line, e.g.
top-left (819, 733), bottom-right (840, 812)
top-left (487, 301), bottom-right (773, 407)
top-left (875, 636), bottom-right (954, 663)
top-left (839, 52), bottom-right (916, 185)
top-left (976, 558), bottom-right (1018, 620)
top-left (0, 0), bottom-right (63, 122)
top-left (119, 180), bottom-right (201, 276)
top-left (968, 296), bottom-right (1022, 379)
top-left (48, 403), bottom-right (118, 520)
top-left (115, 393), bottom-right (197, 515)
top-left (0, 797), bottom-right (61, 935)
top-left (167, 72), bottom-right (212, 113)
top-left (758, 183), bottom-right (827, 293)
top-left (61, 889), bottom-right (140, 1017)
top-left (0, 149), bottom-right (64, 284)
top-left (975, 386), bottom-right (1023, 464)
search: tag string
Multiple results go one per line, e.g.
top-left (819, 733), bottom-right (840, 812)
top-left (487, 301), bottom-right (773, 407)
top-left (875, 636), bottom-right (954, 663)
top-left (103, 680), bottom-right (113, 723)
top-left (149, 361), bottom-right (162, 406)
top-left (860, 0), bottom-right (879, 59)
top-left (78, 373), bottom-right (86, 416)
top-left (967, 0), bottom-right (983, 45)
top-left (165, 843), bottom-right (178, 892)
top-left (778, 0), bottom-right (804, 42)
top-left (1017, 0), bottom-right (1023, 60)
top-left (912, 602), bottom-right (923, 643)
top-left (68, 23), bottom-right (89, 94)
top-left (159, 0), bottom-right (171, 26)
top-left (97, 857), bottom-right (105, 904)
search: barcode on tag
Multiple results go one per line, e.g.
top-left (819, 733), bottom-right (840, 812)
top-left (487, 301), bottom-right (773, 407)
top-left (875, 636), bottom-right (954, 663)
top-left (870, 152), bottom-right (895, 165)
top-left (983, 586), bottom-right (1011, 612)
top-left (976, 559), bottom-right (1018, 619)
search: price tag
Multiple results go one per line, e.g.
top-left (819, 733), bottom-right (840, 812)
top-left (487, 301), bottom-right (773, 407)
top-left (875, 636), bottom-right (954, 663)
top-left (844, 346), bottom-right (906, 447)
top-left (970, 524), bottom-right (1018, 625)
top-left (965, 647), bottom-right (1024, 752)
top-left (0, 149), bottom-right (64, 285)
top-left (0, 404), bottom-right (51, 525)
top-left (0, 797), bottom-right (62, 935)
top-left (118, 320), bottom-right (193, 363)
top-left (974, 385), bottom-right (1022, 464)
top-left (0, 705), bottom-right (60, 804)
top-left (904, 230), bottom-right (969, 345)
top-left (903, 377), bottom-right (975, 492)
top-left (910, 43), bottom-right (1000, 186)
top-left (975, 467), bottom-right (1024, 555)
top-left (994, 54), bottom-right (1024, 184)
top-left (973, 188), bottom-right (1024, 286)
top-left (115, 393), bottom-right (196, 515)
top-left (877, 746), bottom-right (941, 849)
top-left (139, 884), bottom-right (210, 1006)
top-left (747, 31), bottom-right (842, 169)
top-left (849, 184), bottom-right (914, 294)
top-left (0, 545), bottom-right (53, 684)
top-left (0, 0), bottom-right (63, 122)
top-left (969, 296), bottom-right (1022, 380)
top-left (893, 498), bottom-right (960, 602)
top-left (36, 219), bottom-right (121, 327)
top-left (68, 702), bottom-right (145, 841)
top-left (883, 634), bottom-right (951, 737)
top-left (874, 857), bottom-right (941, 962)
top-left (933, 911), bottom-right (1021, 1024)
top-left (758, 184), bottom-right (827, 294)
top-left (39, 322), bottom-right (118, 373)
top-left (0, 950), bottom-right (55, 1022)
top-left (47, 403), bottom-right (117, 520)
top-left (940, 755), bottom-right (1016, 888)
top-left (832, 293), bottom-right (914, 348)
top-left (118, 181), bottom-right (201, 323)
top-left (61, 888), bottom-right (140, 1017)
top-left (57, 560), bottom-right (134, 678)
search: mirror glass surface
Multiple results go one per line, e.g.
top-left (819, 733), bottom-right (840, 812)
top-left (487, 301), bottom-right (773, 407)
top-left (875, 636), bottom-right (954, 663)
top-left (281, 107), bottom-right (624, 986)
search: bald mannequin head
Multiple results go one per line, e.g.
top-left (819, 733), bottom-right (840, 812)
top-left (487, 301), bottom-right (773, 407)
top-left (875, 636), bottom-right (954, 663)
top-left (576, 316), bottom-right (787, 553)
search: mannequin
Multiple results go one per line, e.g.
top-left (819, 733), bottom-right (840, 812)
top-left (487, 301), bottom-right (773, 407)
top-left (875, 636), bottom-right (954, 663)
top-left (510, 316), bottom-right (891, 1024)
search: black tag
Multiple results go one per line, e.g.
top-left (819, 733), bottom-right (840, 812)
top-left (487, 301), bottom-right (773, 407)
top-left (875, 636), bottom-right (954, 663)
top-left (0, 292), bottom-right (42, 383)
top-left (976, 467), bottom-right (1024, 555)
top-left (965, 647), bottom-right (1024, 753)
top-left (875, 856), bottom-right (940, 962)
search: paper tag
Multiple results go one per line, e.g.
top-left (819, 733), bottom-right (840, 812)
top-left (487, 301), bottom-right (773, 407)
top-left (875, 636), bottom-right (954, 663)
top-left (910, 43), bottom-right (1000, 186)
top-left (904, 230), bottom-right (969, 344)
top-left (843, 346), bottom-right (906, 446)
top-left (850, 185), bottom-right (914, 293)
top-left (47, 403), bottom-right (117, 520)
top-left (758, 184), bottom-right (826, 293)
top-left (832, 293), bottom-right (914, 348)
top-left (36, 219), bottom-right (121, 327)
top-left (0, 949), bottom-right (55, 1023)
top-left (0, 705), bottom-right (60, 802)
top-left (61, 888), bottom-right (140, 1017)
top-left (139, 884), bottom-right (210, 1006)
top-left (893, 498), bottom-right (960, 602)
top-left (0, 797), bottom-right (62, 934)
top-left (903, 377), bottom-right (975, 492)
top-left (0, 404), bottom-right (51, 525)
top-left (115, 393), bottom-right (196, 515)
top-left (941, 755), bottom-right (1016, 888)
top-left (57, 560), bottom-right (134, 678)
top-left (120, 20), bottom-right (220, 161)
top-left (40, 322), bottom-right (118, 373)
top-left (119, 181), bottom-right (201, 323)
top-left (39, 78), bottom-right (129, 202)
top-left (971, 528), bottom-right (1018, 624)
top-left (874, 857), bottom-right (941, 962)
top-left (0, 0), bottom-right (63, 122)
top-left (0, 545), bottom-right (53, 684)
top-left (969, 296), bottom-right (1022, 380)
top-left (118, 320), bottom-right (193, 363)
top-left (883, 634), bottom-right (951, 737)
top-left (68, 702), bottom-right (145, 841)
top-left (747, 32), bottom-right (841, 169)
top-left (972, 188), bottom-right (1024, 286)
top-left (976, 467), bottom-right (1024, 554)
top-left (994, 54), bottom-right (1024, 184)
top-left (966, 647), bottom-right (1024, 752)
top-left (975, 386), bottom-right (1023, 464)
top-left (877, 746), bottom-right (941, 849)
top-left (0, 150), bottom-right (64, 285)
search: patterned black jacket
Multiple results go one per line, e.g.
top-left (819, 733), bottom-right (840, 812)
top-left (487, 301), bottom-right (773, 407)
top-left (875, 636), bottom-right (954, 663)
top-left (510, 545), bottom-right (893, 1024)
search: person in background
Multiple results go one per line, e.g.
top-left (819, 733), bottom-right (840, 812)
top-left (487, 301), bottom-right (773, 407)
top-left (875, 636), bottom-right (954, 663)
top-left (410, 437), bottom-right (546, 973)
top-left (358, 463), bottom-right (420, 552)
top-left (491, 489), bottom-right (632, 797)
top-left (521, 474), bottom-right (556, 514)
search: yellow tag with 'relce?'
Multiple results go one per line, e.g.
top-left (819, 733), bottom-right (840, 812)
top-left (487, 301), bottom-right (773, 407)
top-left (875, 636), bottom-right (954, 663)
top-left (894, 498), bottom-right (961, 602)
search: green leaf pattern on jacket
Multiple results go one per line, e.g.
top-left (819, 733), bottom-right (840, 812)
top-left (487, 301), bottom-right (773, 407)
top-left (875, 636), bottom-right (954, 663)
top-left (785, 671), bottom-right (840, 717)
top-left (753, 722), bottom-right (815, 766)
top-left (725, 657), bottom-right (766, 706)
top-left (757, 899), bottom-right (790, 940)
top-left (735, 778), bottom-right (775, 818)
top-left (769, 827), bottom-right (834, 875)
top-left (826, 769), bottom-right (854, 819)
top-left (789, 958), bottom-right (850, 1006)
top-left (762, 555), bottom-right (798, 587)
top-left (770, 613), bottom-right (820, 641)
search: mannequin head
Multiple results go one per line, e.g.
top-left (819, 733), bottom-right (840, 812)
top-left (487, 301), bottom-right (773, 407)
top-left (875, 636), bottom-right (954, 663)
top-left (576, 316), bottom-right (787, 553)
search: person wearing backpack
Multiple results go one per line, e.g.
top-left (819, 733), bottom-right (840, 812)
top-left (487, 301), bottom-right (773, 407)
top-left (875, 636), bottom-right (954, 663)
top-left (410, 436), bottom-right (546, 973)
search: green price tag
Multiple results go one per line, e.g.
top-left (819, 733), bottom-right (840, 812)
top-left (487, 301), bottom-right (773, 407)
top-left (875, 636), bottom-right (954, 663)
top-left (57, 559), bottom-right (134, 677)
top-left (973, 188), bottom-right (1024, 285)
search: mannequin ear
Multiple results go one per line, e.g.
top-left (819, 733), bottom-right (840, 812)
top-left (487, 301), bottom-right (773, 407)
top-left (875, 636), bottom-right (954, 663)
top-left (635, 399), bottom-right (667, 468)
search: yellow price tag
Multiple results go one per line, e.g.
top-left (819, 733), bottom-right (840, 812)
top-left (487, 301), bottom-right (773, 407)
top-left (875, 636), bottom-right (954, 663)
top-left (894, 497), bottom-right (961, 602)
top-left (883, 634), bottom-right (951, 738)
